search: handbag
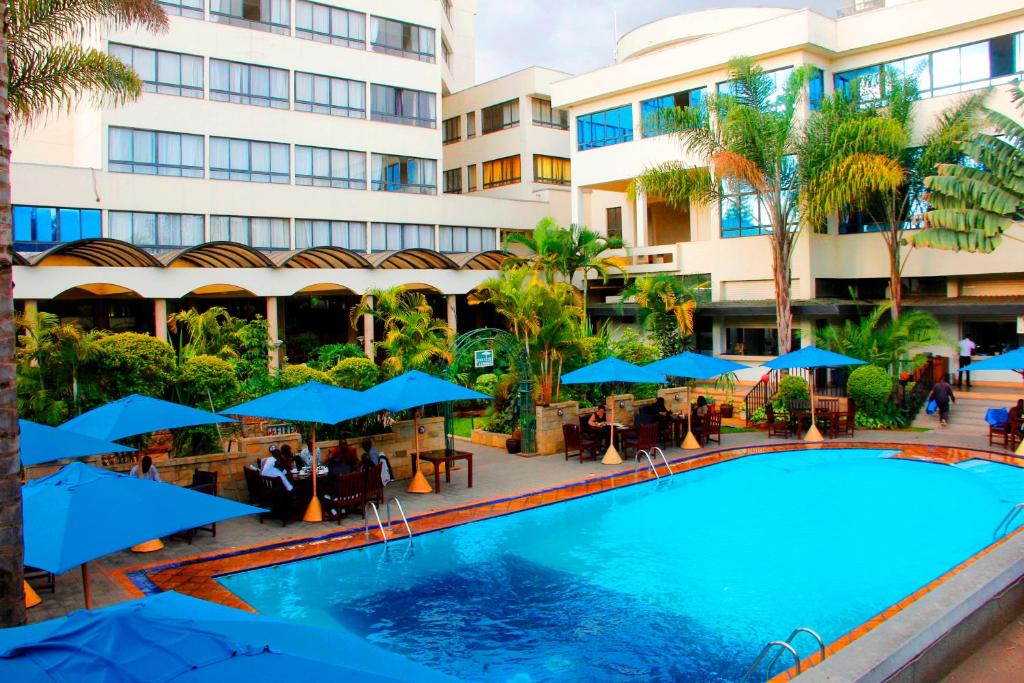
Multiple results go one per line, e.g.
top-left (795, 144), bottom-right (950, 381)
top-left (926, 399), bottom-right (938, 415)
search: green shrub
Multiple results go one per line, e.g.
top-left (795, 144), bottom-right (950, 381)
top-left (473, 373), bottom-right (499, 397)
top-left (178, 354), bottom-right (239, 410)
top-left (847, 365), bottom-right (894, 417)
top-left (87, 332), bottom-right (176, 403)
top-left (776, 375), bottom-right (809, 407)
top-left (278, 364), bottom-right (331, 388)
top-left (327, 357), bottom-right (379, 390)
top-left (283, 331), bottom-right (320, 362)
top-left (308, 343), bottom-right (365, 371)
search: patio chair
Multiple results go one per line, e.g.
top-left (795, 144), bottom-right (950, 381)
top-left (258, 475), bottom-right (304, 527)
top-left (173, 470), bottom-right (219, 544)
top-left (365, 462), bottom-right (385, 506)
top-left (322, 470), bottom-right (368, 524)
top-left (24, 566), bottom-right (55, 594)
top-left (831, 403), bottom-right (856, 438)
top-left (765, 404), bottom-right (793, 439)
top-left (244, 466), bottom-right (265, 507)
top-left (990, 416), bottom-right (1022, 450)
top-left (563, 424), bottom-right (599, 463)
top-left (622, 423), bottom-right (658, 462)
top-left (702, 411), bottom-right (722, 446)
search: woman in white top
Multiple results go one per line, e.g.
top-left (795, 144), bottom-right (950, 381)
top-left (260, 455), bottom-right (293, 491)
top-left (129, 455), bottom-right (161, 482)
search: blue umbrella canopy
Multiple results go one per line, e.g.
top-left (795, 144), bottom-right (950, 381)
top-left (646, 351), bottom-right (749, 381)
top-left (362, 370), bottom-right (491, 413)
top-left (220, 381), bottom-right (380, 424)
top-left (59, 394), bottom-right (235, 441)
top-left (560, 357), bottom-right (668, 385)
top-left (19, 419), bottom-right (135, 467)
top-left (23, 462), bottom-right (262, 574)
top-left (964, 348), bottom-right (1024, 372)
top-left (762, 345), bottom-right (868, 370)
top-left (0, 592), bottom-right (459, 683)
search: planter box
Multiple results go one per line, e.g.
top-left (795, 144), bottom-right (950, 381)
top-left (471, 429), bottom-right (510, 449)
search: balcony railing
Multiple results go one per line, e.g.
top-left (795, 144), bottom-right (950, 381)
top-left (604, 244), bottom-right (678, 274)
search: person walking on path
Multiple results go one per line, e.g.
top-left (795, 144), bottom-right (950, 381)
top-left (958, 336), bottom-right (977, 389)
top-left (928, 379), bottom-right (957, 427)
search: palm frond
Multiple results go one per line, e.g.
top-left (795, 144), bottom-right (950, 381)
top-left (9, 0), bottom-right (168, 48)
top-left (630, 164), bottom-right (717, 209)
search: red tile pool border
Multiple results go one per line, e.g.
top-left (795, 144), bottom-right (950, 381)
top-left (112, 441), bottom-right (1024, 676)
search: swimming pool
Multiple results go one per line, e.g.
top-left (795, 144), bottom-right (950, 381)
top-left (218, 448), bottom-right (1024, 682)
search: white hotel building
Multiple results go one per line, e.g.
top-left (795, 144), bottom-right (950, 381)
top-left (9, 0), bottom-right (1024, 373)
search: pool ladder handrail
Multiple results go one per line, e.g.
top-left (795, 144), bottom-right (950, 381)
top-left (994, 502), bottom-right (1024, 539)
top-left (633, 447), bottom-right (674, 478)
top-left (741, 627), bottom-right (826, 682)
top-left (364, 497), bottom-right (414, 545)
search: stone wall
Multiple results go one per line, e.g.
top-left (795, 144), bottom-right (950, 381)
top-left (536, 401), bottom-right (579, 456)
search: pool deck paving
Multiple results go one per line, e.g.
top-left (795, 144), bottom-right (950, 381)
top-left (22, 425), bottom-right (1024, 681)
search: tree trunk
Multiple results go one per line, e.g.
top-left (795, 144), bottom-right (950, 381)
top-left (888, 237), bottom-right (902, 321)
top-left (772, 240), bottom-right (794, 355)
top-left (0, 18), bottom-right (26, 625)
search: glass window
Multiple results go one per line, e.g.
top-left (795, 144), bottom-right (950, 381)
top-left (370, 154), bottom-right (436, 194)
top-left (439, 226), bottom-right (496, 253)
top-left (640, 87), bottom-right (707, 138)
top-left (720, 156), bottom-right (797, 238)
top-left (442, 116), bottom-right (461, 144)
top-left (724, 327), bottom-right (800, 356)
top-left (443, 168), bottom-right (462, 194)
top-left (533, 155), bottom-right (570, 185)
top-left (606, 207), bottom-right (622, 241)
top-left (210, 59), bottom-right (288, 108)
top-left (108, 127), bottom-right (204, 177)
top-left (108, 211), bottom-right (204, 248)
top-left (370, 84), bottom-right (436, 127)
top-left (294, 72), bottom-right (364, 118)
top-left (467, 164), bottom-right (476, 192)
top-left (109, 43), bottom-right (203, 98)
top-left (369, 223), bottom-right (434, 251)
top-left (209, 0), bottom-right (290, 34)
top-left (295, 1), bottom-right (365, 48)
top-left (294, 146), bottom-right (365, 189)
top-left (294, 219), bottom-right (366, 250)
top-left (158, 0), bottom-right (203, 19)
top-left (718, 66), bottom-right (802, 110)
top-left (577, 104), bottom-right (633, 151)
top-left (466, 112), bottom-right (476, 138)
top-left (210, 136), bottom-right (289, 183)
top-left (13, 205), bottom-right (101, 249)
top-left (369, 16), bottom-right (435, 62)
top-left (531, 98), bottom-right (568, 129)
top-left (482, 155), bottom-right (521, 188)
top-left (209, 215), bottom-right (290, 249)
top-left (481, 99), bottom-right (519, 134)
top-left (441, 38), bottom-right (451, 67)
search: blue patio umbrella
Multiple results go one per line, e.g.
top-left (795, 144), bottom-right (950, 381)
top-left (22, 462), bottom-right (261, 608)
top-left (561, 358), bottom-right (667, 464)
top-left (60, 394), bottom-right (236, 442)
top-left (221, 382), bottom-right (385, 521)
top-left (19, 419), bottom-right (135, 467)
top-left (362, 370), bottom-right (491, 493)
top-left (963, 347), bottom-right (1024, 373)
top-left (646, 352), bottom-right (749, 449)
top-left (762, 346), bottom-right (867, 441)
top-left (0, 591), bottom-right (460, 683)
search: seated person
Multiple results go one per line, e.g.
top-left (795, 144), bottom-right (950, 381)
top-left (277, 444), bottom-right (297, 473)
top-left (261, 455), bottom-right (293, 492)
top-left (325, 446), bottom-right (353, 477)
top-left (361, 439), bottom-right (393, 485)
top-left (296, 438), bottom-right (320, 469)
top-left (587, 405), bottom-right (612, 446)
top-left (1011, 399), bottom-right (1024, 434)
top-left (129, 455), bottom-right (161, 482)
top-left (694, 395), bottom-right (710, 419)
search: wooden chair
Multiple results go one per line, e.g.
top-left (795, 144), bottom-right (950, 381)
top-left (244, 466), bottom-right (265, 507)
top-left (831, 403), bottom-right (856, 438)
top-left (563, 424), bottom-right (600, 462)
top-left (365, 462), bottom-right (385, 506)
top-left (259, 475), bottom-right (303, 527)
top-left (173, 470), bottom-right (219, 544)
top-left (622, 423), bottom-right (658, 462)
top-left (765, 404), bottom-right (793, 438)
top-left (702, 411), bottom-right (722, 446)
top-left (24, 566), bottom-right (55, 594)
top-left (322, 470), bottom-right (368, 524)
top-left (990, 416), bottom-right (1022, 450)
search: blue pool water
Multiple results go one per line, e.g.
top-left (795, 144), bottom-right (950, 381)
top-left (219, 448), bottom-right (1024, 682)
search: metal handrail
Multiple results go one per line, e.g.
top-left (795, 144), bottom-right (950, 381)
top-left (649, 446), bottom-right (674, 475)
top-left (764, 628), bottom-right (826, 676)
top-left (995, 502), bottom-right (1024, 539)
top-left (364, 501), bottom-right (388, 544)
top-left (741, 641), bottom-right (801, 682)
top-left (387, 497), bottom-right (413, 539)
top-left (633, 449), bottom-right (660, 478)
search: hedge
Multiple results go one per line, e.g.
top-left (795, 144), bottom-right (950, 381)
top-left (328, 357), bottom-right (379, 390)
top-left (847, 365), bottom-right (894, 418)
top-left (278, 364), bottom-right (332, 388)
top-left (88, 332), bottom-right (176, 401)
top-left (178, 354), bottom-right (239, 410)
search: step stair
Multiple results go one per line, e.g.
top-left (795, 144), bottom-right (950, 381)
top-left (953, 459), bottom-right (1024, 503)
top-left (911, 387), bottom-right (1022, 436)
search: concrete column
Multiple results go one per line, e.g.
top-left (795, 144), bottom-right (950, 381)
top-left (446, 294), bottom-right (457, 333)
top-left (635, 189), bottom-right (648, 248)
top-left (266, 296), bottom-right (281, 370)
top-left (571, 186), bottom-right (585, 225)
top-left (362, 295), bottom-right (375, 358)
top-left (23, 300), bottom-right (37, 319)
top-left (153, 299), bottom-right (168, 342)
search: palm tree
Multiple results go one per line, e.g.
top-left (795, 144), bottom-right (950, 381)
top-left (620, 275), bottom-right (705, 356)
top-left (168, 306), bottom-right (241, 362)
top-left (502, 217), bottom-right (567, 285)
top-left (468, 267), bottom-right (543, 349)
top-left (558, 223), bottom-right (625, 322)
top-left (801, 72), bottom-right (983, 318)
top-left (915, 82), bottom-right (1024, 254)
top-left (816, 301), bottom-right (946, 373)
top-left (0, 0), bottom-right (168, 626)
top-left (353, 287), bottom-right (452, 376)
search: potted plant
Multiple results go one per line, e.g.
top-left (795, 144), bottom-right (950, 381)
top-left (714, 372), bottom-right (739, 419)
top-left (506, 426), bottom-right (522, 454)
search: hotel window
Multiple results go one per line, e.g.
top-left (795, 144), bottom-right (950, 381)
top-left (606, 207), bottom-right (622, 241)
top-left (439, 226), bottom-right (496, 253)
top-left (483, 155), bottom-right (521, 188)
top-left (640, 87), bottom-right (707, 137)
top-left (294, 72), bottom-right (364, 118)
top-left (441, 38), bottom-right (452, 68)
top-left (370, 84), bottom-right (436, 127)
top-left (295, 146), bottom-right (365, 189)
top-left (533, 155), bottom-right (570, 186)
top-left (210, 59), bottom-right (288, 108)
top-left (724, 326), bottom-right (800, 357)
top-left (210, 215), bottom-right (290, 249)
top-left (370, 223), bottom-right (435, 251)
top-left (481, 99), bottom-right (519, 134)
top-left (531, 98), bottom-right (568, 129)
top-left (369, 16), bottom-right (435, 62)
top-left (109, 44), bottom-right (203, 98)
top-left (466, 111), bottom-right (476, 138)
top-left (210, 137), bottom-right (289, 184)
top-left (13, 205), bottom-right (101, 249)
top-left (720, 162), bottom-right (798, 238)
top-left (577, 104), bottom-right (633, 150)
top-left (158, 0), bottom-right (203, 19)
top-left (442, 116), bottom-right (461, 144)
top-left (209, 0), bottom-right (290, 34)
top-left (108, 127), bottom-right (204, 177)
top-left (295, 1), bottom-right (365, 48)
top-left (835, 32), bottom-right (1024, 102)
top-left (370, 154), bottom-right (436, 194)
top-left (295, 219), bottom-right (366, 250)
top-left (108, 211), bottom-right (204, 249)
top-left (443, 168), bottom-right (462, 194)
top-left (467, 164), bottom-right (477, 192)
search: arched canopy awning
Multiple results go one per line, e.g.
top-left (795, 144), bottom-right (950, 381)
top-left (455, 250), bottom-right (509, 270)
top-left (30, 238), bottom-right (162, 268)
top-left (12, 252), bottom-right (29, 266)
top-left (159, 241), bottom-right (275, 268)
top-left (369, 249), bottom-right (457, 270)
top-left (270, 247), bottom-right (372, 269)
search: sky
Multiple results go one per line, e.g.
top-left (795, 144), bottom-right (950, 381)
top-left (473, 0), bottom-right (846, 83)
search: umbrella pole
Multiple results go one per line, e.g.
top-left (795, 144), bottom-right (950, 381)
top-left (601, 397), bottom-right (623, 465)
top-left (408, 409), bottom-right (433, 493)
top-left (303, 425), bottom-right (324, 522)
top-left (805, 372), bottom-right (824, 442)
top-left (82, 563), bottom-right (92, 610)
top-left (681, 384), bottom-right (700, 450)
top-left (131, 450), bottom-right (165, 552)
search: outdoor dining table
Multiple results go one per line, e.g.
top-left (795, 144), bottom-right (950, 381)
top-left (415, 449), bottom-right (473, 494)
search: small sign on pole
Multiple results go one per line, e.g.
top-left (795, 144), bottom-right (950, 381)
top-left (1017, 315), bottom-right (1024, 335)
top-left (474, 349), bottom-right (494, 368)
